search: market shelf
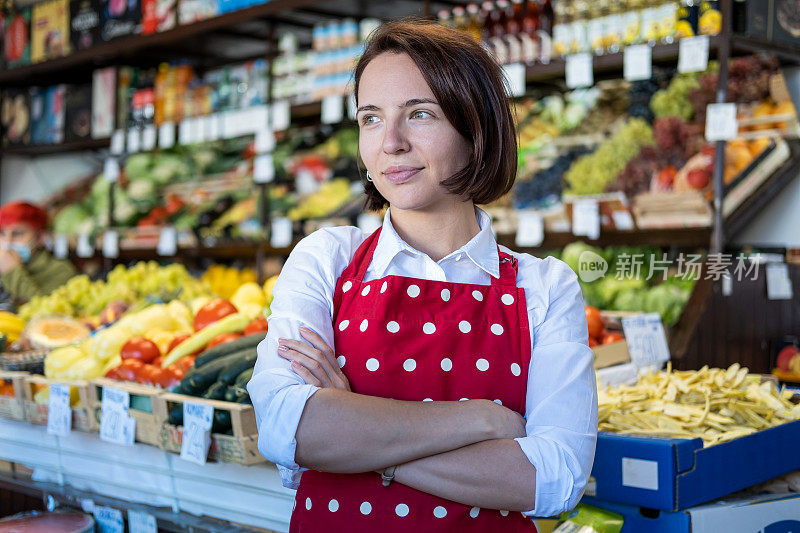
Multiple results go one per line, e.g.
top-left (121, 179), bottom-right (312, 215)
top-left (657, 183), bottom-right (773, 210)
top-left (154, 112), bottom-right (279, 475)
top-left (498, 226), bottom-right (712, 251)
top-left (731, 35), bottom-right (800, 65)
top-left (1, 138), bottom-right (111, 156)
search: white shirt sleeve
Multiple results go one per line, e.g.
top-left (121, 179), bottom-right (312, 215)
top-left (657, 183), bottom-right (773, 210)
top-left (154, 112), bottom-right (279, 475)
top-left (514, 256), bottom-right (599, 518)
top-left (246, 226), bottom-right (363, 489)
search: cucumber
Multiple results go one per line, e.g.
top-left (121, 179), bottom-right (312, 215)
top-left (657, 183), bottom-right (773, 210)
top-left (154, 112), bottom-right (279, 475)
top-left (212, 410), bottom-right (232, 434)
top-left (218, 351), bottom-right (257, 385)
top-left (180, 348), bottom-right (254, 395)
top-left (168, 404), bottom-right (183, 426)
top-left (235, 389), bottom-right (251, 404)
top-left (224, 386), bottom-right (238, 402)
top-left (194, 333), bottom-right (264, 368)
top-left (203, 381), bottom-right (228, 401)
top-left (234, 368), bottom-right (254, 389)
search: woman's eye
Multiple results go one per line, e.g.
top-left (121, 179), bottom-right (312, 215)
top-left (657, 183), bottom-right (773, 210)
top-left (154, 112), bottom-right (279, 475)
top-left (411, 110), bottom-right (432, 119)
top-left (361, 115), bottom-right (379, 125)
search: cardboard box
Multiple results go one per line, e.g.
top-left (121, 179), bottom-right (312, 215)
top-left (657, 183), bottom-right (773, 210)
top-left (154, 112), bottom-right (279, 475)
top-left (64, 83), bottom-right (93, 141)
top-left (31, 0), bottom-right (71, 63)
top-left (22, 375), bottom-right (97, 432)
top-left (583, 492), bottom-right (800, 532)
top-left (70, 0), bottom-right (101, 51)
top-left (100, 0), bottom-right (141, 41)
top-left (1, 89), bottom-right (31, 146)
top-left (30, 85), bottom-right (65, 144)
top-left (88, 377), bottom-right (165, 446)
top-left (590, 419), bottom-right (800, 511)
top-left (593, 340), bottom-right (631, 370)
top-left (4, 8), bottom-right (32, 68)
top-left (91, 66), bottom-right (116, 138)
top-left (0, 371), bottom-right (28, 422)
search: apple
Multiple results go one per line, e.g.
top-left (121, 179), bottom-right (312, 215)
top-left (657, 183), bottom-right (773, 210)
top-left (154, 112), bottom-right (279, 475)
top-left (687, 168), bottom-right (711, 189)
top-left (657, 166), bottom-right (677, 188)
top-left (777, 345), bottom-right (800, 371)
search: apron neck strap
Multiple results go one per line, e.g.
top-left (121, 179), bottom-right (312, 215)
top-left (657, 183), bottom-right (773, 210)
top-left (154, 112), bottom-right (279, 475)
top-left (493, 251), bottom-right (519, 287)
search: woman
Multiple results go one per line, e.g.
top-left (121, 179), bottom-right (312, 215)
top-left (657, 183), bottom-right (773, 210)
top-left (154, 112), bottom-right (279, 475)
top-left (248, 20), bottom-right (597, 530)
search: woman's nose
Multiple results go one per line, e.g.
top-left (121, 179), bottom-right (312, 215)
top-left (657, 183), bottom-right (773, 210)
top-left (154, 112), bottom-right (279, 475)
top-left (382, 119), bottom-right (410, 154)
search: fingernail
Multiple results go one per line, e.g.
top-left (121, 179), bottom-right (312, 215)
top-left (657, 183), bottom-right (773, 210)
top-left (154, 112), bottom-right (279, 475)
top-left (278, 345), bottom-right (287, 352)
top-left (299, 327), bottom-right (309, 333)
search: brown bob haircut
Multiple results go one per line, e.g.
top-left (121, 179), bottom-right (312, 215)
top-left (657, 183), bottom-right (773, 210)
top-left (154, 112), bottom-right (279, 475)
top-left (354, 19), bottom-right (518, 211)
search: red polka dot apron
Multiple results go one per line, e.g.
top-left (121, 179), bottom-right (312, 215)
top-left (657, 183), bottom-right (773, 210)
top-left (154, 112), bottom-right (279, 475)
top-left (290, 228), bottom-right (538, 532)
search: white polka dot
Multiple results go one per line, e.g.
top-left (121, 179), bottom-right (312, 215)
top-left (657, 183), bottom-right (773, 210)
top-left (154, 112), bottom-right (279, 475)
top-left (501, 294), bottom-right (515, 305)
top-left (476, 358), bottom-right (490, 371)
top-left (336, 355), bottom-right (346, 368)
top-left (305, 498), bottom-right (312, 510)
top-left (459, 397), bottom-right (469, 401)
top-left (360, 319), bottom-right (369, 332)
top-left (361, 285), bottom-right (371, 296)
top-left (360, 502), bottom-right (372, 515)
top-left (441, 358), bottom-right (453, 372)
top-left (491, 324), bottom-right (504, 335)
top-left (423, 322), bottom-right (436, 334)
top-left (472, 290), bottom-right (484, 302)
top-left (380, 281), bottom-right (388, 293)
top-left (500, 510), bottom-right (509, 517)
top-left (469, 507), bottom-right (480, 518)
top-left (395, 504), bottom-right (409, 517)
top-left (494, 399), bottom-right (503, 405)
top-left (441, 288), bottom-right (450, 302)
top-left (423, 398), bottom-right (433, 402)
top-left (407, 285), bottom-right (420, 298)
top-left (329, 499), bottom-right (339, 512)
top-left (511, 363), bottom-right (521, 376)
top-left (338, 320), bottom-right (349, 331)
top-left (387, 321), bottom-right (400, 333)
top-left (459, 321), bottom-right (471, 333)
top-left (433, 506), bottom-right (447, 518)
top-left (342, 281), bottom-right (352, 293)
top-left (403, 358), bottom-right (417, 371)
top-left (366, 358), bottom-right (380, 372)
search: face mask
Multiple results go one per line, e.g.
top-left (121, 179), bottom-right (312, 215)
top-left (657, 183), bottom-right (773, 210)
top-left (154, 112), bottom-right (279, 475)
top-left (11, 243), bottom-right (31, 263)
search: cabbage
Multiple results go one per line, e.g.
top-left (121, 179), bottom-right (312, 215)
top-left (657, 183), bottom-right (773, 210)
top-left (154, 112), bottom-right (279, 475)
top-left (150, 153), bottom-right (191, 184)
top-left (53, 204), bottom-right (91, 235)
top-left (124, 154), bottom-right (153, 180)
top-left (562, 241), bottom-right (604, 276)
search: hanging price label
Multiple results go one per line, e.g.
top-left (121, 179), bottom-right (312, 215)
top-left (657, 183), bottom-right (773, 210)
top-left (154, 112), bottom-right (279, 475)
top-left (722, 274), bottom-right (733, 296)
top-left (572, 199), bottom-right (600, 240)
top-left (766, 263), bottom-right (793, 300)
top-left (271, 100), bottom-right (291, 131)
top-left (76, 233), bottom-right (94, 258)
top-left (502, 63), bottom-right (526, 97)
top-left (621, 313), bottom-right (671, 370)
top-left (705, 103), bottom-right (738, 141)
top-left (157, 226), bottom-right (178, 256)
top-left (180, 401), bottom-right (214, 465)
top-left (102, 231), bottom-right (119, 259)
top-left (178, 120), bottom-right (193, 146)
top-left (127, 128), bottom-right (141, 154)
top-left (357, 213), bottom-right (382, 235)
top-left (515, 210), bottom-right (545, 247)
top-left (104, 158), bottom-right (120, 182)
top-left (611, 210), bottom-right (635, 231)
top-left (46, 383), bottom-right (72, 436)
top-left (54, 235), bottom-right (69, 259)
top-left (270, 217), bottom-right (293, 248)
top-left (322, 94), bottom-right (344, 124)
top-left (248, 105), bottom-right (269, 133)
top-left (94, 505), bottom-right (124, 533)
top-left (623, 44), bottom-right (652, 81)
top-left (253, 154), bottom-right (275, 183)
top-left (347, 92), bottom-right (358, 121)
top-left (141, 125), bottom-right (157, 151)
top-left (99, 387), bottom-right (135, 446)
top-left (565, 53), bottom-right (593, 88)
top-left (190, 117), bottom-right (205, 144)
top-left (127, 510), bottom-right (157, 533)
top-left (678, 35), bottom-right (709, 73)
top-left (207, 114), bottom-right (221, 141)
top-left (254, 129), bottom-right (276, 153)
top-left (110, 130), bottom-right (125, 155)
top-left (158, 122), bottom-right (175, 149)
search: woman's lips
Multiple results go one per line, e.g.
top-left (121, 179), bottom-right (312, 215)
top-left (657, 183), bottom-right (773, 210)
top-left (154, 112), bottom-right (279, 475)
top-left (383, 167), bottom-right (423, 184)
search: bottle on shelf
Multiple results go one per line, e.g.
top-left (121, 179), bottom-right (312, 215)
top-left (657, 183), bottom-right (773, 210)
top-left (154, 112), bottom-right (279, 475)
top-left (604, 0), bottom-right (624, 54)
top-left (698, 0), bottom-right (721, 36)
top-left (623, 0), bottom-right (644, 46)
top-left (505, 0), bottom-right (523, 63)
top-left (452, 5), bottom-right (468, 32)
top-left (657, 0), bottom-right (678, 43)
top-left (484, 1), bottom-right (510, 64)
top-left (465, 3), bottom-right (483, 42)
top-left (571, 0), bottom-right (590, 54)
top-left (552, 0), bottom-right (573, 57)
top-left (641, 0), bottom-right (662, 44)
top-left (538, 0), bottom-right (554, 62)
top-left (587, 2), bottom-right (606, 55)
top-left (521, 0), bottom-right (541, 63)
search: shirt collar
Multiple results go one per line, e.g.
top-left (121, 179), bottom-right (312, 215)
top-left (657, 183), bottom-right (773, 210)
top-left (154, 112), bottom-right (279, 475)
top-left (370, 207), bottom-right (500, 279)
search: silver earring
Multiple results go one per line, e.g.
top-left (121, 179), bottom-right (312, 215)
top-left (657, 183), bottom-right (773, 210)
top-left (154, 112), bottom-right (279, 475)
top-left (366, 171), bottom-right (373, 182)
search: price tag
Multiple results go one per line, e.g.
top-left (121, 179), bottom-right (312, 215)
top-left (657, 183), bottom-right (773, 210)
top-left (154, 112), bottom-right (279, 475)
top-left (565, 53), bottom-right (593, 89)
top-left (157, 226), bottom-right (178, 256)
top-left (255, 128), bottom-right (276, 153)
top-left (102, 231), bottom-right (119, 259)
top-left (110, 130), bottom-right (125, 155)
top-left (221, 111), bottom-right (237, 139)
top-left (159, 122), bottom-right (175, 149)
top-left (270, 217), bottom-right (293, 248)
top-left (54, 235), bottom-right (69, 259)
top-left (207, 114), bottom-right (221, 141)
top-left (357, 213), bottom-right (382, 235)
top-left (722, 274), bottom-right (733, 296)
top-left (572, 199), bottom-right (600, 240)
top-left (502, 63), bottom-right (526, 97)
top-left (322, 94), bottom-right (344, 124)
top-left (178, 120), bottom-right (193, 146)
top-left (766, 263), bottom-right (793, 300)
top-left (271, 100), bottom-right (291, 131)
top-left (46, 383), bottom-right (72, 436)
top-left (515, 210), bottom-right (545, 247)
top-left (621, 313), bottom-right (671, 369)
top-left (623, 44), bottom-right (652, 81)
top-left (705, 103), bottom-right (738, 142)
top-left (127, 510), bottom-right (157, 533)
top-left (127, 128), bottom-right (141, 154)
top-left (94, 505), bottom-right (124, 533)
top-left (611, 210), bottom-right (635, 231)
top-left (141, 125), bottom-right (157, 151)
top-left (248, 105), bottom-right (269, 133)
top-left (104, 158), bottom-right (120, 182)
top-left (191, 117), bottom-right (205, 144)
top-left (347, 92), bottom-right (358, 121)
top-left (99, 386), bottom-right (135, 446)
top-left (678, 35), bottom-right (709, 74)
top-left (76, 233), bottom-right (94, 258)
top-left (180, 401), bottom-right (214, 465)
top-left (253, 154), bottom-right (275, 183)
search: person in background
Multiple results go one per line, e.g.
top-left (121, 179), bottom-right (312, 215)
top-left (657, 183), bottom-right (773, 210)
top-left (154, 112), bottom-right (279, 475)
top-left (0, 201), bottom-right (76, 307)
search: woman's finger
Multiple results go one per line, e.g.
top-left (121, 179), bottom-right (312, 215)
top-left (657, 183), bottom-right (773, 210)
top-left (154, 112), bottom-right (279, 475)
top-left (290, 361), bottom-right (323, 387)
top-left (279, 346), bottom-right (331, 387)
top-left (280, 338), bottom-right (342, 384)
top-left (297, 328), bottom-right (350, 385)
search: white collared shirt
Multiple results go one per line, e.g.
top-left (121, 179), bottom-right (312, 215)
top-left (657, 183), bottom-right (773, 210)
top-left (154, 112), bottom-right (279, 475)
top-left (247, 208), bottom-right (598, 518)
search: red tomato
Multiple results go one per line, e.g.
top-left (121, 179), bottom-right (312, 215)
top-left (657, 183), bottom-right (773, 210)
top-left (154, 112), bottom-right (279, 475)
top-left (167, 334), bottom-right (190, 353)
top-left (104, 366), bottom-right (121, 380)
top-left (116, 359), bottom-right (145, 382)
top-left (588, 337), bottom-right (599, 348)
top-left (151, 367), bottom-right (180, 389)
top-left (777, 345), bottom-right (800, 371)
top-left (602, 332), bottom-right (625, 345)
top-left (167, 364), bottom-right (185, 381)
top-left (206, 332), bottom-right (241, 350)
top-left (193, 298), bottom-right (238, 331)
top-left (178, 355), bottom-right (196, 373)
top-left (120, 337), bottom-right (161, 364)
top-left (151, 356), bottom-right (164, 368)
top-left (244, 316), bottom-right (268, 336)
top-left (585, 306), bottom-right (605, 340)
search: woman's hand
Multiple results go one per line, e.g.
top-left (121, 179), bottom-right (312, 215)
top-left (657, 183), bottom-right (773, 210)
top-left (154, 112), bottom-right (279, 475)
top-left (278, 327), bottom-right (351, 391)
top-left (470, 399), bottom-right (527, 440)
top-left (0, 249), bottom-right (21, 274)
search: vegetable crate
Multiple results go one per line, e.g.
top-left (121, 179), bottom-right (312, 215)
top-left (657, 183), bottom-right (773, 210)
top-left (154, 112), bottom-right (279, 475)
top-left (22, 375), bottom-right (96, 432)
top-left (155, 392), bottom-right (264, 466)
top-left (0, 371), bottom-right (28, 421)
top-left (88, 378), bottom-right (166, 446)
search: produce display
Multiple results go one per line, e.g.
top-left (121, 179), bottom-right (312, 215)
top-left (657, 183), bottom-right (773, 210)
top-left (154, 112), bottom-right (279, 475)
top-left (774, 344), bottom-right (800, 383)
top-left (585, 306), bottom-right (625, 349)
top-left (598, 363), bottom-right (800, 446)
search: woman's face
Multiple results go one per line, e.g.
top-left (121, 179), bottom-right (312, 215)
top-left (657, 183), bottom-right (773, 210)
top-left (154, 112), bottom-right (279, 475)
top-left (357, 52), bottom-right (472, 212)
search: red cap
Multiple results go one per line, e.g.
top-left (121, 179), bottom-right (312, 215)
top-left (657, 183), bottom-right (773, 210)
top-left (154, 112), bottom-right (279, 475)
top-left (0, 201), bottom-right (48, 232)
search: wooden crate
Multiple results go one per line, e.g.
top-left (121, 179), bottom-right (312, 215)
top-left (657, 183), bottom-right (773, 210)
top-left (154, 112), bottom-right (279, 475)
top-left (0, 371), bottom-right (28, 421)
top-left (154, 393), bottom-right (264, 466)
top-left (22, 375), bottom-right (96, 432)
top-left (88, 378), bottom-right (166, 446)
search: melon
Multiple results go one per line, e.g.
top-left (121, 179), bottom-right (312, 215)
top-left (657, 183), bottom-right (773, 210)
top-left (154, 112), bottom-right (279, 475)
top-left (26, 317), bottom-right (91, 350)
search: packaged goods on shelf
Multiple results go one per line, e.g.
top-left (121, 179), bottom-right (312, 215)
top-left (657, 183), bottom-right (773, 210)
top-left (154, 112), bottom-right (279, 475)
top-left (30, 85), bottom-right (66, 145)
top-left (64, 84), bottom-right (93, 142)
top-left (1, 88), bottom-right (31, 146)
top-left (69, 0), bottom-right (101, 51)
top-left (142, 0), bottom-right (176, 34)
top-left (100, 0), bottom-right (142, 42)
top-left (31, 0), bottom-right (71, 63)
top-left (3, 7), bottom-right (32, 68)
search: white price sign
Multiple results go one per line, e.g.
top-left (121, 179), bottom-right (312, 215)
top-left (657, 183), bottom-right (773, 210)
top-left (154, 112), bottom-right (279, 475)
top-left (515, 210), bottom-right (545, 247)
top-left (611, 210), bottom-right (635, 231)
top-left (270, 217), bottom-right (293, 248)
top-left (102, 231), bottom-right (119, 259)
top-left (271, 100), bottom-right (291, 131)
top-left (572, 199), bottom-right (600, 240)
top-left (623, 44), bottom-right (652, 81)
top-left (705, 103), bottom-right (738, 142)
top-left (127, 128), bottom-right (141, 154)
top-left (141, 124), bottom-right (157, 151)
top-left (76, 233), bottom-right (94, 258)
top-left (254, 128), bottom-right (276, 153)
top-left (94, 505), bottom-right (124, 533)
top-left (178, 120), bottom-right (193, 146)
top-left (54, 234), bottom-right (69, 259)
top-left (253, 154), bottom-right (275, 183)
top-left (110, 130), bottom-right (125, 155)
top-left (565, 53), bottom-right (593, 88)
top-left (503, 63), bottom-right (526, 97)
top-left (678, 35), bottom-right (709, 74)
top-left (180, 401), bottom-right (214, 465)
top-left (99, 386), bottom-right (135, 446)
top-left (190, 117), bottom-right (205, 144)
top-left (357, 213), bottom-right (382, 235)
top-left (127, 510), bottom-right (157, 533)
top-left (248, 105), bottom-right (269, 133)
top-left (766, 263), bottom-right (793, 300)
top-left (621, 313), bottom-right (671, 369)
top-left (157, 226), bottom-right (178, 256)
top-left (104, 158), bottom-right (120, 182)
top-left (158, 122), bottom-right (176, 149)
top-left (322, 94), bottom-right (344, 124)
top-left (207, 114), bottom-right (221, 141)
top-left (46, 383), bottom-right (72, 436)
top-left (347, 92), bottom-right (358, 121)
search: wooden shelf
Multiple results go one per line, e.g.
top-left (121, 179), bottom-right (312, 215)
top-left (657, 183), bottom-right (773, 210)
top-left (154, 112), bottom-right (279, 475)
top-left (2, 138), bottom-right (110, 156)
top-left (731, 35), bottom-right (800, 65)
